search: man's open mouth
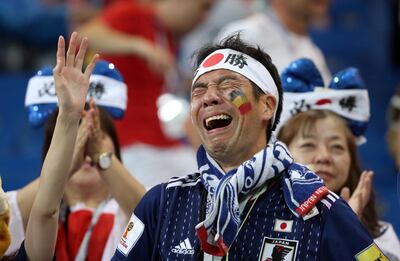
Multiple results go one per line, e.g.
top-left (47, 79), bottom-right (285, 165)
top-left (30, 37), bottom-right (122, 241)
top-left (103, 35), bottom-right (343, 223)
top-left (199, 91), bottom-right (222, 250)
top-left (204, 114), bottom-right (233, 131)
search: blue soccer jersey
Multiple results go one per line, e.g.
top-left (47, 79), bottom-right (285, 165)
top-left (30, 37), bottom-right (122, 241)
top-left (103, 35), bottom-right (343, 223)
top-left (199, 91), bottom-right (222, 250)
top-left (112, 173), bottom-right (386, 261)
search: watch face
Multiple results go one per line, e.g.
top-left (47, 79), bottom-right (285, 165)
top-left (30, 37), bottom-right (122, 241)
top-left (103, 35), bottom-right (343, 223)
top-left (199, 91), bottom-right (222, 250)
top-left (99, 153), bottom-right (112, 169)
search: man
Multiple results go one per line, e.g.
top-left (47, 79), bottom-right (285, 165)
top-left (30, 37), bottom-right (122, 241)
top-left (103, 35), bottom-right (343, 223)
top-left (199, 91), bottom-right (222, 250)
top-left (217, 0), bottom-right (331, 83)
top-left (78, 0), bottom-right (215, 188)
top-left (111, 36), bottom-right (386, 260)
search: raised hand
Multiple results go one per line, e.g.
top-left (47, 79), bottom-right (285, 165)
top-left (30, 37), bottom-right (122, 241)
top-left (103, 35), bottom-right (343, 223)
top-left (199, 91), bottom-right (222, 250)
top-left (340, 170), bottom-right (373, 217)
top-left (24, 33), bottom-right (100, 261)
top-left (86, 100), bottom-right (105, 161)
top-left (53, 32), bottom-right (98, 118)
top-left (69, 109), bottom-right (94, 176)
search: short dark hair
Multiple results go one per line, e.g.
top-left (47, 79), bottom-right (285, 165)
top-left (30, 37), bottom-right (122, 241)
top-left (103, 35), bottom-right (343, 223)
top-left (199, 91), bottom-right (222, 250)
top-left (42, 106), bottom-right (122, 164)
top-left (193, 34), bottom-right (283, 139)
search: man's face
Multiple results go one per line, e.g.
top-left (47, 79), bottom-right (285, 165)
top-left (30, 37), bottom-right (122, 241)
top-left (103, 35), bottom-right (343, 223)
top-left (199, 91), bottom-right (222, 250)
top-left (191, 69), bottom-right (271, 163)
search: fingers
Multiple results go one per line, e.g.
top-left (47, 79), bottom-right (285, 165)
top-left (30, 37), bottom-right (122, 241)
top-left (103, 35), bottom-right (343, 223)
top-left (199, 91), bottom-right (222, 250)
top-left (89, 99), bottom-right (98, 120)
top-left (53, 32), bottom-right (95, 116)
top-left (70, 113), bottom-right (93, 175)
top-left (76, 125), bottom-right (91, 153)
top-left (84, 53), bottom-right (99, 79)
top-left (53, 36), bottom-right (66, 75)
top-left (54, 32), bottom-right (90, 76)
top-left (340, 187), bottom-right (351, 202)
top-left (86, 101), bottom-right (103, 159)
top-left (66, 32), bottom-right (78, 67)
top-left (362, 170), bottom-right (374, 182)
top-left (75, 36), bottom-right (89, 69)
top-left (362, 170), bottom-right (373, 197)
top-left (79, 112), bottom-right (95, 142)
top-left (85, 100), bottom-right (99, 137)
top-left (89, 101), bottom-right (102, 145)
top-left (347, 170), bottom-right (374, 217)
top-left (89, 99), bottom-right (95, 110)
top-left (356, 170), bottom-right (373, 197)
top-left (65, 32), bottom-right (93, 71)
top-left (91, 101), bottom-right (101, 134)
top-left (77, 112), bottom-right (93, 147)
top-left (365, 171), bottom-right (373, 191)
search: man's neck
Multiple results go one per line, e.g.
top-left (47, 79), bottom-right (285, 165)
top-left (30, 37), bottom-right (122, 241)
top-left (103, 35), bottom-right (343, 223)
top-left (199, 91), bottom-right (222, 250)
top-left (208, 151), bottom-right (247, 173)
top-left (271, 2), bottom-right (308, 35)
top-left (214, 143), bottom-right (268, 173)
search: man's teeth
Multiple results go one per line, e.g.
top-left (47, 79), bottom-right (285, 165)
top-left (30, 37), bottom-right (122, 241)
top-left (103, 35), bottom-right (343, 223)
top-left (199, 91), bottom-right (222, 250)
top-left (205, 114), bottom-right (230, 127)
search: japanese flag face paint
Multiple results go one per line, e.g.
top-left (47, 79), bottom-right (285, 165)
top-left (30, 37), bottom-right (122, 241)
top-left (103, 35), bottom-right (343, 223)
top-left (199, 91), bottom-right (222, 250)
top-left (193, 49), bottom-right (279, 124)
top-left (230, 90), bottom-right (252, 115)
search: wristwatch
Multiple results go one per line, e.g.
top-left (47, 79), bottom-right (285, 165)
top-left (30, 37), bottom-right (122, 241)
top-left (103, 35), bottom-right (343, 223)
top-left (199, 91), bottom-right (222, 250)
top-left (97, 152), bottom-right (113, 170)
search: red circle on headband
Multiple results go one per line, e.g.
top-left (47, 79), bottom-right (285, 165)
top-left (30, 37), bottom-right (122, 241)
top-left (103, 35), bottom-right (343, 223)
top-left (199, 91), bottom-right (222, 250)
top-left (203, 53), bottom-right (224, 68)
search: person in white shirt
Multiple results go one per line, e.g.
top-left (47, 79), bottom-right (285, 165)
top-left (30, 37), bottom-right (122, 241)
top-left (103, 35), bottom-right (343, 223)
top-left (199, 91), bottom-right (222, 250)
top-left (217, 0), bottom-right (332, 83)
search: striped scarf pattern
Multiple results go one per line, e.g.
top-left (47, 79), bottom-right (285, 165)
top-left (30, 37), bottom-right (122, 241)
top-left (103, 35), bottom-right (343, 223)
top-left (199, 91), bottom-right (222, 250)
top-left (195, 138), bottom-right (328, 256)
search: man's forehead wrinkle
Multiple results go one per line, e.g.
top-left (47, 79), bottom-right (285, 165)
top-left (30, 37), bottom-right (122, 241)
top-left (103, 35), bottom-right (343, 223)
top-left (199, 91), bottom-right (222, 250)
top-left (192, 81), bottom-right (208, 90)
top-left (195, 71), bottom-right (242, 87)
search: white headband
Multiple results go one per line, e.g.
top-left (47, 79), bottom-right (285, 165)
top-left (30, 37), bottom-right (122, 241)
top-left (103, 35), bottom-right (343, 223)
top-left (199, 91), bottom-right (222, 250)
top-left (278, 87), bottom-right (370, 144)
top-left (192, 49), bottom-right (279, 122)
top-left (25, 74), bottom-right (127, 110)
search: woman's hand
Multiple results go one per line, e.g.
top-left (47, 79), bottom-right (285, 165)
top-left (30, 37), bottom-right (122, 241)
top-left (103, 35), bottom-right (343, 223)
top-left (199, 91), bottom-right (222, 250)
top-left (24, 32), bottom-right (99, 261)
top-left (340, 170), bottom-right (373, 217)
top-left (53, 32), bottom-right (98, 119)
top-left (69, 109), bottom-right (94, 176)
top-left (86, 100), bottom-right (106, 162)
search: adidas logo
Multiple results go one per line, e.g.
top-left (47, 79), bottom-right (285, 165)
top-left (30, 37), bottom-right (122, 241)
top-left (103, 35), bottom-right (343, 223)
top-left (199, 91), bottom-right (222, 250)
top-left (171, 238), bottom-right (195, 255)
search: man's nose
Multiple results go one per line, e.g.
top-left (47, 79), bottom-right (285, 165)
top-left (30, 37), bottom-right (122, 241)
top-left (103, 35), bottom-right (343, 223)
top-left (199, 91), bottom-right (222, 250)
top-left (203, 87), bottom-right (222, 107)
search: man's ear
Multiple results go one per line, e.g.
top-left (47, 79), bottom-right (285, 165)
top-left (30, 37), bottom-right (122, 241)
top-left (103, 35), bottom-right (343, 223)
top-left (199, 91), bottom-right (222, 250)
top-left (260, 94), bottom-right (277, 121)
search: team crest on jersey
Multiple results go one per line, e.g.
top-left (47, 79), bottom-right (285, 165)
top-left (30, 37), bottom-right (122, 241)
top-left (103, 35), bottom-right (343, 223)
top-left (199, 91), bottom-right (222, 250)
top-left (258, 237), bottom-right (298, 261)
top-left (117, 214), bottom-right (145, 257)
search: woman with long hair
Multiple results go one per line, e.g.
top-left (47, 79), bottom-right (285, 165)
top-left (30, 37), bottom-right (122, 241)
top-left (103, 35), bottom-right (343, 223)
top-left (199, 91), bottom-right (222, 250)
top-left (277, 58), bottom-right (400, 260)
top-left (4, 32), bottom-right (145, 260)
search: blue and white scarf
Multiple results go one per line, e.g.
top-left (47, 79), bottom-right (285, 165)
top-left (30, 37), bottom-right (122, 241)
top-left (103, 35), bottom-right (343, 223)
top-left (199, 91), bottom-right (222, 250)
top-left (195, 138), bottom-right (328, 256)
